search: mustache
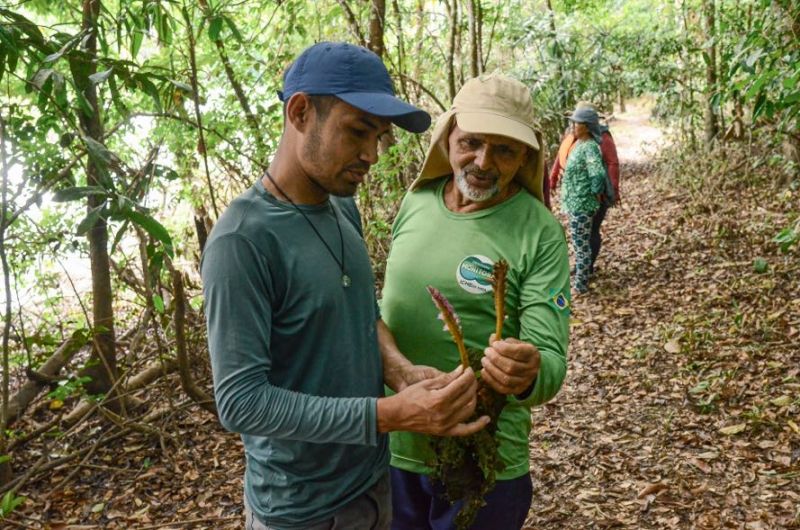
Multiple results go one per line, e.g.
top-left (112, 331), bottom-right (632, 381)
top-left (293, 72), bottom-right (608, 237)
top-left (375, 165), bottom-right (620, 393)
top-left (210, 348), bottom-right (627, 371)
top-left (345, 163), bottom-right (370, 174)
top-left (460, 165), bottom-right (499, 181)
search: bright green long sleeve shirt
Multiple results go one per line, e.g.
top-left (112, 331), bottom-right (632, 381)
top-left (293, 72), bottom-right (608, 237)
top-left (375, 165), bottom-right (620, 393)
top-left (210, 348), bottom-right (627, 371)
top-left (381, 179), bottom-right (570, 480)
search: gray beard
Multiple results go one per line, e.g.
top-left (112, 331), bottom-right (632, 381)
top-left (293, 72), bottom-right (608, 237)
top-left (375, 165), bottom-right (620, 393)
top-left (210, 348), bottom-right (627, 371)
top-left (455, 171), bottom-right (499, 202)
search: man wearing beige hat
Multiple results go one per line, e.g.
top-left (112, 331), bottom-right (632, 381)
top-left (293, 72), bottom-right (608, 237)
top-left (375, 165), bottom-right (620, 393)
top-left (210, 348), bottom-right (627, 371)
top-left (380, 73), bottom-right (570, 529)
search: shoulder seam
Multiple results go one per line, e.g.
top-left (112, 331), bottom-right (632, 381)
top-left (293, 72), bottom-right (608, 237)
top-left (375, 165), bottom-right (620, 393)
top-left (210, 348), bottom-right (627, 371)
top-left (205, 232), bottom-right (271, 262)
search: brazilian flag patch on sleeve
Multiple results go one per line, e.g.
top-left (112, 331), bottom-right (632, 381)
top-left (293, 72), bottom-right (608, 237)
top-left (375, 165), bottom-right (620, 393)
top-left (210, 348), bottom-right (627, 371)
top-left (548, 289), bottom-right (570, 312)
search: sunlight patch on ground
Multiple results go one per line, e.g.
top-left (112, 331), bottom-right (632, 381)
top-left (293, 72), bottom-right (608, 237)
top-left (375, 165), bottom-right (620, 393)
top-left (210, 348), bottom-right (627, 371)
top-left (607, 96), bottom-right (666, 163)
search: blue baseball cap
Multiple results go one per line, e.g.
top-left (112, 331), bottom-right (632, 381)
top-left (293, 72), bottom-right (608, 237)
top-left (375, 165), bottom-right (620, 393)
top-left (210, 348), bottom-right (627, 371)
top-left (279, 42), bottom-right (431, 133)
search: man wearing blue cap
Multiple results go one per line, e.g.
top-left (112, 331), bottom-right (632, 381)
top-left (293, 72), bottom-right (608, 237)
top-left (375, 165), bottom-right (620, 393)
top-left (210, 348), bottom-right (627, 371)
top-left (201, 42), bottom-right (489, 530)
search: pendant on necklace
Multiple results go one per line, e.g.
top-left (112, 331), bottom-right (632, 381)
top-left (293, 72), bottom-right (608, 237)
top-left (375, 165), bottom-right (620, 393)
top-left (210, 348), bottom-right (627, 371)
top-left (342, 274), bottom-right (351, 288)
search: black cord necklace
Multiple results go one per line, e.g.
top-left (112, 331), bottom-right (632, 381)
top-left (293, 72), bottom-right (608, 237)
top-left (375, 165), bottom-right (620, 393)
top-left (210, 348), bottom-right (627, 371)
top-left (264, 170), bottom-right (351, 288)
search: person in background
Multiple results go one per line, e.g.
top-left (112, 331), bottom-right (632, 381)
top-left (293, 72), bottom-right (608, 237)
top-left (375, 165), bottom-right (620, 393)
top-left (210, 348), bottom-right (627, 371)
top-left (548, 102), bottom-right (620, 275)
top-left (201, 42), bottom-right (488, 530)
top-left (381, 72), bottom-right (570, 529)
top-left (549, 106), bottom-right (608, 293)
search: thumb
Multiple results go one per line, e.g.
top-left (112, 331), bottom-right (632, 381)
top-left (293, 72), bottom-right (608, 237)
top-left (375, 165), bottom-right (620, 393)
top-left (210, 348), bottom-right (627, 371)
top-left (429, 364), bottom-right (465, 388)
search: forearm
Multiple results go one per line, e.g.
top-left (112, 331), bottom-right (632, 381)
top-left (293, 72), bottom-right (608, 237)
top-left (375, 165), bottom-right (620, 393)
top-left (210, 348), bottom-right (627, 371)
top-left (517, 241), bottom-right (570, 406)
top-left (377, 319), bottom-right (414, 392)
top-left (521, 347), bottom-right (566, 406)
top-left (548, 160), bottom-right (562, 186)
top-left (215, 371), bottom-right (379, 446)
top-left (376, 393), bottom-right (409, 433)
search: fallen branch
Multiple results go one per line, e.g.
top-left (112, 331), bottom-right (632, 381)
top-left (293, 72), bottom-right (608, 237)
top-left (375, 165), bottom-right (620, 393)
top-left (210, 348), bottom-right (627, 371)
top-left (7, 337), bottom-right (84, 426)
top-left (61, 356), bottom-right (178, 428)
top-left (8, 411), bottom-right (63, 451)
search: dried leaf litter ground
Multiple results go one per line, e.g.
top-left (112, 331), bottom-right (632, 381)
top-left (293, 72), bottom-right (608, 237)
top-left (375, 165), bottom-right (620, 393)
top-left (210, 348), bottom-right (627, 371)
top-left (527, 105), bottom-right (799, 529)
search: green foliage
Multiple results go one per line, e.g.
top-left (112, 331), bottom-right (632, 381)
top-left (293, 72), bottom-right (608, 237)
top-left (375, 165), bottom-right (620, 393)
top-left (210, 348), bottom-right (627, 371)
top-left (0, 491), bottom-right (25, 518)
top-left (773, 219), bottom-right (800, 252)
top-left (46, 376), bottom-right (92, 402)
top-left (722, 1), bottom-right (800, 127)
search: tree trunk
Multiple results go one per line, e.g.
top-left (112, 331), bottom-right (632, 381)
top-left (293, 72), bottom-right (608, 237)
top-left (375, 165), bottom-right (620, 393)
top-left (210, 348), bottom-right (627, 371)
top-left (368, 0), bottom-right (386, 58)
top-left (545, 0), bottom-right (566, 111)
top-left (391, 0), bottom-right (409, 100)
top-left (446, 0), bottom-right (459, 100)
top-left (71, 0), bottom-right (119, 406)
top-left (466, 0), bottom-right (479, 77)
top-left (366, 0), bottom-right (394, 152)
top-left (611, 63), bottom-right (625, 113)
top-left (782, 135), bottom-right (800, 175)
top-left (171, 269), bottom-right (217, 416)
top-left (5, 338), bottom-right (84, 426)
top-left (679, 0), bottom-right (697, 149)
top-left (194, 206), bottom-right (211, 254)
top-left (412, 0), bottom-right (424, 100)
top-left (0, 111), bottom-right (13, 485)
top-left (183, 8), bottom-right (220, 219)
top-left (337, 0), bottom-right (367, 47)
top-left (703, 0), bottom-right (719, 146)
top-left (477, 1), bottom-right (484, 73)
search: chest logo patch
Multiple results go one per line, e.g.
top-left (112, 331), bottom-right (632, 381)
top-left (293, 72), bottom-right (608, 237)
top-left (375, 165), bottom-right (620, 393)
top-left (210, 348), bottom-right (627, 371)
top-left (456, 255), bottom-right (494, 294)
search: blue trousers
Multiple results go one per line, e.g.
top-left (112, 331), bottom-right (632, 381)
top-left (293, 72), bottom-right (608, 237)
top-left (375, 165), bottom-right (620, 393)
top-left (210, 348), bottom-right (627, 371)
top-left (390, 467), bottom-right (533, 530)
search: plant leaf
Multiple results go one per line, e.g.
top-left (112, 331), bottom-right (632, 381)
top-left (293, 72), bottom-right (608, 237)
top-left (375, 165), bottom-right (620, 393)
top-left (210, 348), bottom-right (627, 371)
top-left (122, 209), bottom-right (174, 258)
top-left (89, 67), bottom-right (113, 85)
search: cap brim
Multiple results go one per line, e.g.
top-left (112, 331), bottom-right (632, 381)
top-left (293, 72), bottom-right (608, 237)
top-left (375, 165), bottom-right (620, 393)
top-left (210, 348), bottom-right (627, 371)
top-left (564, 110), bottom-right (608, 119)
top-left (337, 92), bottom-right (431, 133)
top-left (455, 112), bottom-right (540, 151)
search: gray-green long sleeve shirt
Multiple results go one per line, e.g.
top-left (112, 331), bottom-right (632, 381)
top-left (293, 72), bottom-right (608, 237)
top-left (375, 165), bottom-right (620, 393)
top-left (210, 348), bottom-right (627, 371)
top-left (201, 180), bottom-right (388, 529)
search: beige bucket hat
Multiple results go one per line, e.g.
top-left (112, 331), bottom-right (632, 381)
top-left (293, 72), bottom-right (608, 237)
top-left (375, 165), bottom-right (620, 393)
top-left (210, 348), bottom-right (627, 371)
top-left (410, 72), bottom-right (545, 201)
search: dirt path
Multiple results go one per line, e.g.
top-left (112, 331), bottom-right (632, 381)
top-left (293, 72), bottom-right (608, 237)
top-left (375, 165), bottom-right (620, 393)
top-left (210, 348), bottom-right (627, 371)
top-left (526, 106), bottom-right (799, 528)
top-left (610, 98), bottom-right (666, 164)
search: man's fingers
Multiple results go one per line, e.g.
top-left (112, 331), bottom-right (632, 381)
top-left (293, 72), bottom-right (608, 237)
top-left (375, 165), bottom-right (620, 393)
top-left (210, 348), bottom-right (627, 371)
top-left (442, 415), bottom-right (490, 437)
top-left (425, 364), bottom-right (465, 389)
top-left (481, 360), bottom-right (527, 393)
top-left (435, 371), bottom-right (478, 415)
top-left (436, 366), bottom-right (476, 394)
top-left (487, 340), bottom-right (533, 362)
top-left (483, 348), bottom-right (526, 373)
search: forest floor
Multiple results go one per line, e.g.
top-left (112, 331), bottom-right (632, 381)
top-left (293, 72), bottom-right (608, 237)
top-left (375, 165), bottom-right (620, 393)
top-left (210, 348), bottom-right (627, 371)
top-left (527, 103), bottom-right (800, 529)
top-left (7, 103), bottom-right (799, 529)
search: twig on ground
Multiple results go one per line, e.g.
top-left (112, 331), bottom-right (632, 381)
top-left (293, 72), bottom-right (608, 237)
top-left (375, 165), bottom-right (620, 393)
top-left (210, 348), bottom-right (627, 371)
top-left (135, 515), bottom-right (241, 529)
